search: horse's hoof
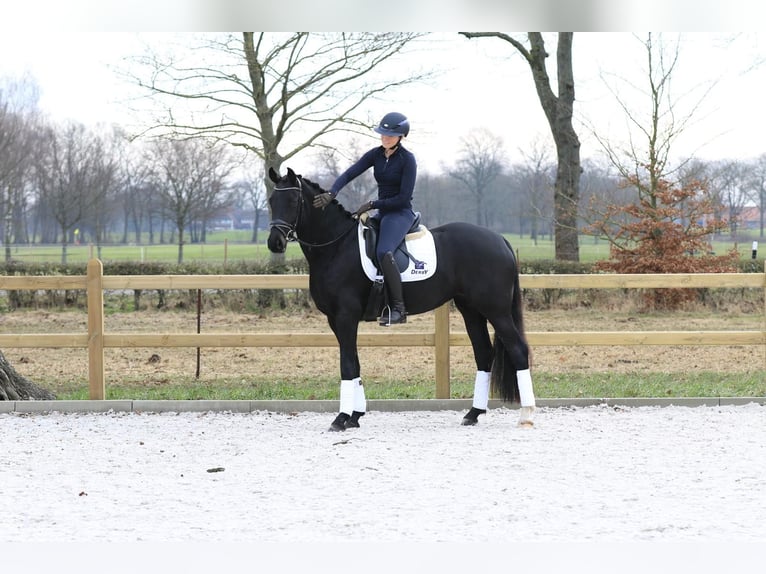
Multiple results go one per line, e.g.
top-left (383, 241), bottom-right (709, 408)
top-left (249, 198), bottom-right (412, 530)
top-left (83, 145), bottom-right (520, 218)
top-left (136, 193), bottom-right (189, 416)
top-left (344, 411), bottom-right (365, 429)
top-left (518, 406), bottom-right (535, 428)
top-left (461, 407), bottom-right (486, 426)
top-left (329, 413), bottom-right (350, 432)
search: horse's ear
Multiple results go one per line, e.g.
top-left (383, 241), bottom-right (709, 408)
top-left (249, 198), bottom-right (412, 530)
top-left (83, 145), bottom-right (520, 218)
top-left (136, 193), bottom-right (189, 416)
top-left (268, 167), bottom-right (279, 183)
top-left (287, 167), bottom-right (297, 183)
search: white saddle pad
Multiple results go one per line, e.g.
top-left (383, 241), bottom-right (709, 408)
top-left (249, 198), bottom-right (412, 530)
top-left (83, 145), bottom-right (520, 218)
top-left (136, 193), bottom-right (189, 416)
top-left (357, 222), bottom-right (437, 283)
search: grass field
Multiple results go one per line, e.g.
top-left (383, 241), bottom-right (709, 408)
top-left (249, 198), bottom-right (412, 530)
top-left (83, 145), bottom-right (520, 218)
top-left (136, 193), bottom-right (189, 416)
top-left (5, 231), bottom-right (762, 264)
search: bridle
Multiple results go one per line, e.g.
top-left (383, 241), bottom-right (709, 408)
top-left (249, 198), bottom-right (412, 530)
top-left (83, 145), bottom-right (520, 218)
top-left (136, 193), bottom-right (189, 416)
top-left (268, 179), bottom-right (304, 243)
top-left (268, 176), bottom-right (357, 249)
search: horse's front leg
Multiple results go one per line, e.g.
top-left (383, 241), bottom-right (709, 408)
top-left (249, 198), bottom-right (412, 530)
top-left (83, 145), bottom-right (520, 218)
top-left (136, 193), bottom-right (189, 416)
top-left (327, 315), bottom-right (365, 432)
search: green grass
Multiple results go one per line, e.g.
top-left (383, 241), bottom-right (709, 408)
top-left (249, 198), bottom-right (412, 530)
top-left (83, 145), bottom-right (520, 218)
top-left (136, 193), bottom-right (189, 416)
top-left (48, 370), bottom-right (766, 401)
top-left (533, 371), bottom-right (766, 399)
top-left (507, 234), bottom-right (761, 263)
top-left (7, 232), bottom-right (762, 265)
top-left (6, 238), bottom-right (302, 265)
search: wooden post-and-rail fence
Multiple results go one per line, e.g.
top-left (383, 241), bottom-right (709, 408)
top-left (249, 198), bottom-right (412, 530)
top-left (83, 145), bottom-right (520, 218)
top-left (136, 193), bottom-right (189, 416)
top-left (1, 259), bottom-right (764, 400)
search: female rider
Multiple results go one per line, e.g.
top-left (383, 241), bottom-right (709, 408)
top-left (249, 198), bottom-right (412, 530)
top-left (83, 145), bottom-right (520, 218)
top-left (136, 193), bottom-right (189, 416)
top-left (313, 111), bottom-right (417, 326)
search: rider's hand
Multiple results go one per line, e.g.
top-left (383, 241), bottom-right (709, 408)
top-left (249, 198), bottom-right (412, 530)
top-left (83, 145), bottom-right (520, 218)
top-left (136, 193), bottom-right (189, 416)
top-left (313, 193), bottom-right (333, 209)
top-left (352, 201), bottom-right (374, 219)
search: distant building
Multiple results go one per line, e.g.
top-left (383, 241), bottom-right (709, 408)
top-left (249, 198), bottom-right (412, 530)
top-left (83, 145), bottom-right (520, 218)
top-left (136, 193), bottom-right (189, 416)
top-left (737, 206), bottom-right (762, 230)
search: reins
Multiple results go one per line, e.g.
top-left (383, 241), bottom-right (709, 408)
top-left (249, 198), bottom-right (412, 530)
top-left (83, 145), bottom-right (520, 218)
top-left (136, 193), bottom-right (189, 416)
top-left (269, 177), bottom-right (358, 249)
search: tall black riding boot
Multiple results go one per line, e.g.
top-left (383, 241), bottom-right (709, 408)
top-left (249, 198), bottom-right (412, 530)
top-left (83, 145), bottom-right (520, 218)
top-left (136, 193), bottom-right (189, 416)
top-left (379, 251), bottom-right (407, 326)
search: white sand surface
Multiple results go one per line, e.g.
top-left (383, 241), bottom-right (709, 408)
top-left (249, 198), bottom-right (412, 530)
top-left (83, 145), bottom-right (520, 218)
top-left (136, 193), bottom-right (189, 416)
top-left (2, 404), bottom-right (764, 571)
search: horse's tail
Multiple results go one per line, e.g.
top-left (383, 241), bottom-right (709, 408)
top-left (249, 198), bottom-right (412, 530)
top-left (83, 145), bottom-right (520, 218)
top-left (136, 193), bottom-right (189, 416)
top-left (490, 240), bottom-right (526, 403)
top-left (508, 239), bottom-right (525, 337)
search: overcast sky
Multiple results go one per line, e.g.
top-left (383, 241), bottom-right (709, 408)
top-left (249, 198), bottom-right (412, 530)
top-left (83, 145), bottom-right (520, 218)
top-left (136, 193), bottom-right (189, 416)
top-left (6, 0), bottom-right (766, 32)
top-left (1, 31), bottom-right (764, 174)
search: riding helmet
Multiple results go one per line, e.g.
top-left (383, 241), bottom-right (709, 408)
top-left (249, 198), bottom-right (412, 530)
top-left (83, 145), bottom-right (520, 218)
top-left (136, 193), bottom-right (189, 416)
top-left (374, 112), bottom-right (410, 137)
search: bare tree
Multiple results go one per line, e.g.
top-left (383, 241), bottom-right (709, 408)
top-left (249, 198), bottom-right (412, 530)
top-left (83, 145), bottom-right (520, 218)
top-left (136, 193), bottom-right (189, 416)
top-left (86, 128), bottom-right (122, 259)
top-left (588, 33), bottom-right (724, 247)
top-left (593, 34), bottom-right (720, 198)
top-left (448, 127), bottom-right (506, 227)
top-left (192, 167), bottom-right (237, 244)
top-left (312, 137), bottom-right (377, 208)
top-left (578, 158), bottom-right (623, 246)
top-left (34, 121), bottom-right (112, 264)
top-left (410, 173), bottom-right (461, 228)
top-left (461, 32), bottom-right (581, 261)
top-left (127, 32), bottom-right (430, 254)
top-left (0, 80), bottom-right (52, 399)
top-left (746, 154), bottom-right (766, 238)
top-left (149, 138), bottom-right (236, 263)
top-left (116, 141), bottom-right (160, 245)
top-left (585, 34), bottom-right (737, 309)
top-left (513, 138), bottom-right (555, 244)
top-left (230, 168), bottom-right (268, 243)
top-left (0, 74), bottom-right (39, 262)
top-left (0, 75), bottom-right (55, 401)
top-left (708, 160), bottom-right (749, 240)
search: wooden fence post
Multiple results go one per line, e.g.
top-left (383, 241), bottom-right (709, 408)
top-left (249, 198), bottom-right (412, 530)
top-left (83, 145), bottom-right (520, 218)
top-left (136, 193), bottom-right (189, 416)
top-left (434, 303), bottom-right (450, 399)
top-left (87, 259), bottom-right (105, 400)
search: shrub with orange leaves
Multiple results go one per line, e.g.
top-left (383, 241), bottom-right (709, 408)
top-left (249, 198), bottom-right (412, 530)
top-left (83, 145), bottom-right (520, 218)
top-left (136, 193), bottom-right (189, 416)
top-left (586, 176), bottom-right (739, 310)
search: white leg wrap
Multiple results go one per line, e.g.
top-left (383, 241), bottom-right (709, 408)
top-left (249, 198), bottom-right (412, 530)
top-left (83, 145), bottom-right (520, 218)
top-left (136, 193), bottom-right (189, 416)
top-left (517, 369), bottom-right (536, 407)
top-left (472, 370), bottom-right (491, 410)
top-left (352, 377), bottom-right (366, 413)
top-left (339, 380), bottom-right (354, 415)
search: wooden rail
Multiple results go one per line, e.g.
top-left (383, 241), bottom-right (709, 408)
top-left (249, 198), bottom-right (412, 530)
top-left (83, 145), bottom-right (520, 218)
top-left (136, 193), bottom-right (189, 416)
top-left (1, 259), bottom-right (764, 400)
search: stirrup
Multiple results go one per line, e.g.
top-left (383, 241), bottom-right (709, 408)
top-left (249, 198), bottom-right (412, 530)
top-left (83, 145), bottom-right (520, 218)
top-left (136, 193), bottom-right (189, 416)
top-left (379, 305), bottom-right (407, 326)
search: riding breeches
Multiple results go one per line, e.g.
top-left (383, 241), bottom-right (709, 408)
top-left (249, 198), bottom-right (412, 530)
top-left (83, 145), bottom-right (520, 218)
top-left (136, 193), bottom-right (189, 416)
top-left (375, 209), bottom-right (416, 266)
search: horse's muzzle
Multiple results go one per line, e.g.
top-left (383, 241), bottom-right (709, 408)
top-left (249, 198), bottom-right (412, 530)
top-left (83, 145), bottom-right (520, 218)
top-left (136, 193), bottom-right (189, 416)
top-left (267, 228), bottom-right (287, 253)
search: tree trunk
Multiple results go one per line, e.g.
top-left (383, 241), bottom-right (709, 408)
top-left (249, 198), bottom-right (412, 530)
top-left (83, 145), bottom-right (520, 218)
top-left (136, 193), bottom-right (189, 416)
top-left (0, 350), bottom-right (56, 400)
top-left (531, 32), bottom-right (580, 262)
top-left (460, 32), bottom-right (581, 261)
top-left (553, 129), bottom-right (581, 262)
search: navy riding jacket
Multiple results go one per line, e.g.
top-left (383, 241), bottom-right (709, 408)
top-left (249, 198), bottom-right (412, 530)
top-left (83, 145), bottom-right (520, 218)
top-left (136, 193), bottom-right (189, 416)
top-left (330, 145), bottom-right (417, 213)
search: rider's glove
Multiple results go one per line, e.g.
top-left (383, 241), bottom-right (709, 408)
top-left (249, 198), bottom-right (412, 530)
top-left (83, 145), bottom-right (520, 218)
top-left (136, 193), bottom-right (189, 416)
top-left (352, 201), bottom-right (374, 219)
top-left (313, 193), bottom-right (334, 209)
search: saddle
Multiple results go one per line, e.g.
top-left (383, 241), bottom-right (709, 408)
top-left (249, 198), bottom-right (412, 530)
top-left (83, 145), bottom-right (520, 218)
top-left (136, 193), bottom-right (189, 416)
top-left (361, 212), bottom-right (424, 273)
top-left (358, 212), bottom-right (437, 322)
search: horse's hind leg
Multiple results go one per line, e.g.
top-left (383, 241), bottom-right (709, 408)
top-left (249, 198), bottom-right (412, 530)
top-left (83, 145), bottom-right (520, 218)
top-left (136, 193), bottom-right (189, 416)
top-left (455, 300), bottom-right (493, 426)
top-left (490, 315), bottom-right (536, 427)
top-left (516, 370), bottom-right (535, 427)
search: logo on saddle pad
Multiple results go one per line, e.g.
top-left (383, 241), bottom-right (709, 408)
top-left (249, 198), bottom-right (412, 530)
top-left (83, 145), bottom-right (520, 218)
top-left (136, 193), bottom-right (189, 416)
top-left (357, 221), bottom-right (437, 283)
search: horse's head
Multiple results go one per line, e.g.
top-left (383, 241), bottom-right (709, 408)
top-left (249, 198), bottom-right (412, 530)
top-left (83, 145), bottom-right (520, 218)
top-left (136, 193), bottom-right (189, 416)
top-left (268, 167), bottom-right (354, 253)
top-left (267, 167), bottom-right (304, 253)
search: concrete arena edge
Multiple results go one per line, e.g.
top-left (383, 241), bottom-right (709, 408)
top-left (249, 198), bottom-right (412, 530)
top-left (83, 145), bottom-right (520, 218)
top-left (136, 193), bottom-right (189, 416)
top-left (0, 397), bottom-right (764, 414)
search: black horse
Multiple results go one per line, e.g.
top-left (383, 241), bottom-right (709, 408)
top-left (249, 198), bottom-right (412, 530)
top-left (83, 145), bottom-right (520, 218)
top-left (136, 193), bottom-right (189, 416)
top-left (267, 167), bottom-right (536, 431)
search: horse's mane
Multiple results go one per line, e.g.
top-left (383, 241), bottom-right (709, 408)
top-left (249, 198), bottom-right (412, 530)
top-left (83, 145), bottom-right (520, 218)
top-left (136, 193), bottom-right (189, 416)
top-left (300, 176), bottom-right (355, 219)
top-left (298, 176), bottom-right (324, 195)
